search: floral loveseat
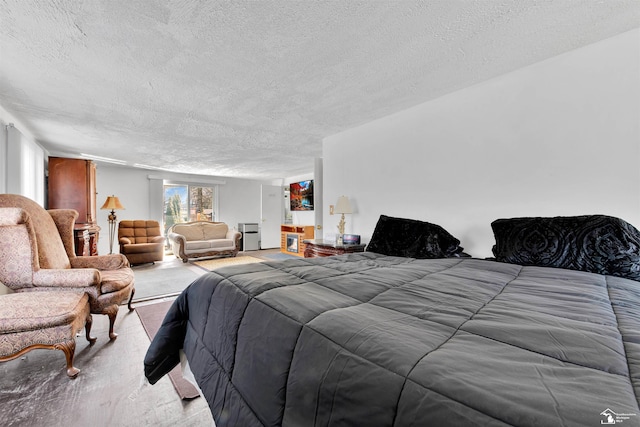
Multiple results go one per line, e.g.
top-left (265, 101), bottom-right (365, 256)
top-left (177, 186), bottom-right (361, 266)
top-left (167, 221), bottom-right (241, 263)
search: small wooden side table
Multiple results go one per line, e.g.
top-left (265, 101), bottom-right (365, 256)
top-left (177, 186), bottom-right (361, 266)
top-left (74, 224), bottom-right (100, 256)
top-left (303, 239), bottom-right (366, 258)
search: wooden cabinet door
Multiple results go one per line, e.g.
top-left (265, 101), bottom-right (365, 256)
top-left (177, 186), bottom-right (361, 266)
top-left (48, 157), bottom-right (97, 225)
top-left (86, 160), bottom-right (97, 223)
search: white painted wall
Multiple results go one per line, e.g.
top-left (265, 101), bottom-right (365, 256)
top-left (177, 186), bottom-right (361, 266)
top-left (323, 29), bottom-right (640, 258)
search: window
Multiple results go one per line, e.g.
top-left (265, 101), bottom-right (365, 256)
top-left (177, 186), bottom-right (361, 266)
top-left (189, 186), bottom-right (214, 221)
top-left (163, 183), bottom-right (217, 235)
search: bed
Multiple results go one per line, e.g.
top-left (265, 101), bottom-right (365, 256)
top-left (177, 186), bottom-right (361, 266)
top-left (144, 214), bottom-right (640, 426)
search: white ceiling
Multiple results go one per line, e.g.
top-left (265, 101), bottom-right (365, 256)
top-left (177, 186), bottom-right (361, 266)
top-left (1, 1), bottom-right (639, 180)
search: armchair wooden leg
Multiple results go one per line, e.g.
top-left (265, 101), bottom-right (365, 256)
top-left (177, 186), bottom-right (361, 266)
top-left (54, 340), bottom-right (80, 378)
top-left (127, 288), bottom-right (135, 312)
top-left (85, 314), bottom-right (97, 345)
top-left (104, 305), bottom-right (119, 341)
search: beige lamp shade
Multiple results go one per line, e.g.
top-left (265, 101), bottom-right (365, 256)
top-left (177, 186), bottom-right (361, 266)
top-left (100, 195), bottom-right (125, 211)
top-left (335, 196), bottom-right (353, 236)
top-left (334, 196), bottom-right (352, 214)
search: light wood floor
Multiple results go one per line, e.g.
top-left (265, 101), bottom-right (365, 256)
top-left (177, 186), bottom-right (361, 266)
top-left (0, 249), bottom-right (286, 426)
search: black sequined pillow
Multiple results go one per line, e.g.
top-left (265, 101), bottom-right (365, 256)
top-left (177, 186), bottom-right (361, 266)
top-left (366, 215), bottom-right (464, 259)
top-left (491, 215), bottom-right (640, 281)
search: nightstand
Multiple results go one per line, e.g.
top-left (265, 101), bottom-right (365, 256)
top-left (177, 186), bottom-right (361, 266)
top-left (303, 239), bottom-right (366, 258)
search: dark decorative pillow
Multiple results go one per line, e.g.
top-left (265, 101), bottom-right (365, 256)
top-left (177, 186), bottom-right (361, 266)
top-left (491, 215), bottom-right (640, 281)
top-left (366, 215), bottom-right (464, 259)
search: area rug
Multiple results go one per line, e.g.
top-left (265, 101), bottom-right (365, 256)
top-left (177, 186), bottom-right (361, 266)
top-left (192, 255), bottom-right (263, 271)
top-left (131, 267), bottom-right (200, 302)
top-left (261, 252), bottom-right (299, 261)
top-left (136, 300), bottom-right (200, 400)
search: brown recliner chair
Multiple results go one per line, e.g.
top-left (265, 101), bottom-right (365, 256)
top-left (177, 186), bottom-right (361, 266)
top-left (0, 194), bottom-right (135, 340)
top-left (118, 220), bottom-right (165, 265)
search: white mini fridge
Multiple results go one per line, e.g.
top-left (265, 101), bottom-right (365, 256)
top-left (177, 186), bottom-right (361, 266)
top-left (238, 223), bottom-right (260, 251)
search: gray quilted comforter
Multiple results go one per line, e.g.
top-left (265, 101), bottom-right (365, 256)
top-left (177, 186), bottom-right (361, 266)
top-left (144, 253), bottom-right (640, 426)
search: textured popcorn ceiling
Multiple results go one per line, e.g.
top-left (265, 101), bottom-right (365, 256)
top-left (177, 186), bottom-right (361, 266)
top-left (1, 1), bottom-right (639, 180)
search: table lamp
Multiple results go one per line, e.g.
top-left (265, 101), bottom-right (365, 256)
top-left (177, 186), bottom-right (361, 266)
top-left (335, 196), bottom-right (353, 243)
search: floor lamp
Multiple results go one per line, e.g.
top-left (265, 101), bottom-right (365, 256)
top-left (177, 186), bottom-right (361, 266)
top-left (100, 195), bottom-right (125, 254)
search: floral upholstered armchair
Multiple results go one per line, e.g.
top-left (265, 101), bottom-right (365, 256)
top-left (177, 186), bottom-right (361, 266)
top-left (0, 194), bottom-right (135, 340)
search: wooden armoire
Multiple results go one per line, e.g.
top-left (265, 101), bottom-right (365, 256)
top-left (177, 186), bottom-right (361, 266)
top-left (47, 157), bottom-right (100, 256)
